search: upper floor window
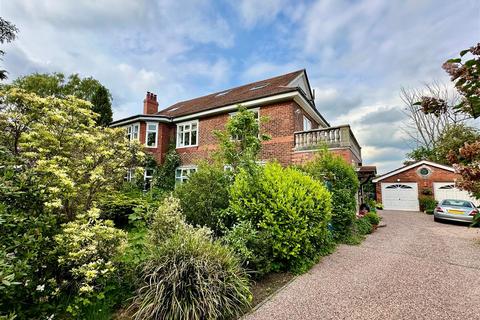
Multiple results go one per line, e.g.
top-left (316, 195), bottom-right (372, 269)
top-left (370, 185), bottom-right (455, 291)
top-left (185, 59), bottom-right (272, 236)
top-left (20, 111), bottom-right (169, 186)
top-left (145, 122), bottom-right (158, 148)
top-left (126, 123), bottom-right (140, 141)
top-left (177, 120), bottom-right (198, 148)
top-left (303, 116), bottom-right (312, 131)
top-left (175, 166), bottom-right (197, 184)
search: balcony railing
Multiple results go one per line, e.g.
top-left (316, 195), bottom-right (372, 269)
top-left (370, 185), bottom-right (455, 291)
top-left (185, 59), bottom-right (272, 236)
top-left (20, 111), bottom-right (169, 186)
top-left (294, 125), bottom-right (361, 162)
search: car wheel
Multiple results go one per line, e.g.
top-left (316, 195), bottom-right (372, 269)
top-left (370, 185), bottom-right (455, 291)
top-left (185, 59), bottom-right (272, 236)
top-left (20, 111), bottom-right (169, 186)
top-left (434, 216), bottom-right (441, 222)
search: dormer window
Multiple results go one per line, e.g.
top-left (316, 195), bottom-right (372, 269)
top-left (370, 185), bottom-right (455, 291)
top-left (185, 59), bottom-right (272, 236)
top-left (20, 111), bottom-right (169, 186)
top-left (126, 123), bottom-right (140, 141)
top-left (145, 122), bottom-right (158, 148)
top-left (177, 120), bottom-right (198, 148)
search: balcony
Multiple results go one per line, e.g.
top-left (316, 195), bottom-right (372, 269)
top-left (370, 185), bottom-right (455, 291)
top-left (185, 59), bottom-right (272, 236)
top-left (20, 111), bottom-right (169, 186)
top-left (293, 125), bottom-right (362, 163)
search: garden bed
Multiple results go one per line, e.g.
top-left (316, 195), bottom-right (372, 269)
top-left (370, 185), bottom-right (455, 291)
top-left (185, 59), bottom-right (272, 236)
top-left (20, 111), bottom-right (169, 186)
top-left (250, 272), bottom-right (295, 308)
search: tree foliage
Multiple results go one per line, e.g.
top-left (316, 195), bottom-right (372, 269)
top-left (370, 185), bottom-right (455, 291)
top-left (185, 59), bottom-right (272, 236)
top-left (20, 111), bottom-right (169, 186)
top-left (214, 105), bottom-right (269, 173)
top-left (8, 72), bottom-right (113, 125)
top-left (416, 43), bottom-right (480, 118)
top-left (302, 148), bottom-right (359, 241)
top-left (406, 124), bottom-right (479, 164)
top-left (414, 44), bottom-right (480, 199)
top-left (0, 87), bottom-right (143, 220)
top-left (0, 17), bottom-right (18, 80)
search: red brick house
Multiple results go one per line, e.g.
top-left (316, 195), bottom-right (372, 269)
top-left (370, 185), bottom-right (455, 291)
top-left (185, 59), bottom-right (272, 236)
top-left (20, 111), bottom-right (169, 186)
top-left (110, 69), bottom-right (364, 183)
top-left (373, 160), bottom-right (479, 211)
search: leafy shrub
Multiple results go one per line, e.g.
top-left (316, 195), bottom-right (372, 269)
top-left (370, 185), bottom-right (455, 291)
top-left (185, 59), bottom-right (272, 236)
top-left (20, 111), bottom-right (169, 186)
top-left (355, 217), bottom-right (372, 235)
top-left (148, 196), bottom-right (188, 246)
top-left (302, 149), bottom-right (359, 242)
top-left (0, 203), bottom-right (59, 318)
top-left (174, 163), bottom-right (232, 235)
top-left (364, 212), bottom-right (380, 225)
top-left (419, 196), bottom-right (437, 212)
top-left (131, 196), bottom-right (251, 320)
top-left (55, 208), bottom-right (127, 317)
top-left (222, 220), bottom-right (273, 278)
top-left (98, 192), bottom-right (144, 228)
top-left (230, 162), bottom-right (333, 273)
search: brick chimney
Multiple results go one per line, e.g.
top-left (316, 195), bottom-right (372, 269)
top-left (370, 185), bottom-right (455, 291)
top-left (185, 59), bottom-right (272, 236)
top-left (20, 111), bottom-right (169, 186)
top-left (143, 91), bottom-right (159, 114)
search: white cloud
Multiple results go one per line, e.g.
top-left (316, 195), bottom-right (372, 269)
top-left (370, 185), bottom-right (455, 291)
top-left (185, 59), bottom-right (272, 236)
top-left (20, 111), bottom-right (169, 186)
top-left (236, 0), bottom-right (289, 28)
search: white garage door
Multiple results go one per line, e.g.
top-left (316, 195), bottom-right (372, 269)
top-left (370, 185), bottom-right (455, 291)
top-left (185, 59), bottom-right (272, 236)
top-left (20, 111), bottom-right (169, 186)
top-left (381, 183), bottom-right (419, 211)
top-left (434, 182), bottom-right (479, 206)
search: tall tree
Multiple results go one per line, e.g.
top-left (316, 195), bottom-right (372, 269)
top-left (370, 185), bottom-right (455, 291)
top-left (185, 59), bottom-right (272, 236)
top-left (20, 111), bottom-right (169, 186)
top-left (0, 17), bottom-right (19, 80)
top-left (9, 72), bottom-right (113, 126)
top-left (401, 82), bottom-right (469, 162)
top-left (415, 43), bottom-right (480, 199)
top-left (90, 85), bottom-right (113, 126)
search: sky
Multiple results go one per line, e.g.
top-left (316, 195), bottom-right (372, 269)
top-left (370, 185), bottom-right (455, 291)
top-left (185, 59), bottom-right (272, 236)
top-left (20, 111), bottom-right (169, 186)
top-left (1, 0), bottom-right (479, 173)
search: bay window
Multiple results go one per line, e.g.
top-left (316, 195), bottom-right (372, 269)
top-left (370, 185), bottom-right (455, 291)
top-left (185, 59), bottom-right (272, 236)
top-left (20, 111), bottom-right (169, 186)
top-left (126, 123), bottom-right (140, 141)
top-left (145, 122), bottom-right (158, 148)
top-left (176, 120), bottom-right (198, 148)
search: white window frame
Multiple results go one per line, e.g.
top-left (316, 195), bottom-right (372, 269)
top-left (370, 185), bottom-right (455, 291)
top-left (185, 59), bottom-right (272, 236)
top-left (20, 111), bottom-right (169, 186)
top-left (229, 108), bottom-right (260, 140)
top-left (145, 122), bottom-right (158, 148)
top-left (124, 168), bottom-right (134, 182)
top-left (303, 116), bottom-right (312, 131)
top-left (125, 123), bottom-right (140, 141)
top-left (143, 168), bottom-right (154, 191)
top-left (176, 120), bottom-right (199, 148)
top-left (175, 165), bottom-right (197, 184)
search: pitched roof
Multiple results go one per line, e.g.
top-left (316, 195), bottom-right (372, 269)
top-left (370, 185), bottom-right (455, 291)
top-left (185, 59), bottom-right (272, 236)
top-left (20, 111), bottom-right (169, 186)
top-left (157, 69), bottom-right (306, 118)
top-left (372, 160), bottom-right (455, 183)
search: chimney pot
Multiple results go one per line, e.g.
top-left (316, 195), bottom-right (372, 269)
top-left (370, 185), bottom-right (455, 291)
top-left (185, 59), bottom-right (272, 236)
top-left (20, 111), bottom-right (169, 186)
top-left (143, 91), bottom-right (159, 114)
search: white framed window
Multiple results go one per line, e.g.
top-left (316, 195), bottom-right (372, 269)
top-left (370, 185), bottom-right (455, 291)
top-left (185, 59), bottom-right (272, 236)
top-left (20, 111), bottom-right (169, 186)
top-left (144, 168), bottom-right (154, 190)
top-left (124, 168), bottom-right (134, 182)
top-left (145, 122), bottom-right (158, 148)
top-left (125, 123), bottom-right (140, 141)
top-left (176, 120), bottom-right (198, 148)
top-left (303, 116), bottom-right (312, 131)
top-left (175, 166), bottom-right (197, 184)
top-left (230, 108), bottom-right (260, 140)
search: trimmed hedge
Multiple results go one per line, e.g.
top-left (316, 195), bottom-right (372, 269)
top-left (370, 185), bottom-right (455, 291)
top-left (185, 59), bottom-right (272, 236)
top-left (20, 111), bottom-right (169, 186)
top-left (229, 162), bottom-right (333, 273)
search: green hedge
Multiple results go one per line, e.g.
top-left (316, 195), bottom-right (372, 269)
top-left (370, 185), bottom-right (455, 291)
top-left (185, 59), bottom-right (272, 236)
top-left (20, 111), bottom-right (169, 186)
top-left (302, 149), bottom-right (360, 242)
top-left (229, 162), bottom-right (333, 273)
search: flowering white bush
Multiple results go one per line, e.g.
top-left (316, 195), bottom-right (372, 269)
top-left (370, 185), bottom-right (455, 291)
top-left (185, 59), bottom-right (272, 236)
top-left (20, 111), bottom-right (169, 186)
top-left (55, 208), bottom-right (127, 315)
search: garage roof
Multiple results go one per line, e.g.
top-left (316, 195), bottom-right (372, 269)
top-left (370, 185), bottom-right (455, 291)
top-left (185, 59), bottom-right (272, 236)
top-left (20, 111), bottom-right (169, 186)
top-left (372, 160), bottom-right (455, 183)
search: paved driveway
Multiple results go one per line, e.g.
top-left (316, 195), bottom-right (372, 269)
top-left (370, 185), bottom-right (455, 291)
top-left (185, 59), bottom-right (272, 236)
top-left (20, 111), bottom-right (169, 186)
top-left (245, 210), bottom-right (480, 320)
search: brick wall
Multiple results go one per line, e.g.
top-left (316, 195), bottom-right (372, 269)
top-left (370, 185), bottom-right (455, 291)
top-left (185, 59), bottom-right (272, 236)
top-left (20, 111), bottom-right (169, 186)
top-left (375, 164), bottom-right (458, 203)
top-left (174, 100), bottom-right (308, 167)
top-left (141, 100), bottom-right (353, 168)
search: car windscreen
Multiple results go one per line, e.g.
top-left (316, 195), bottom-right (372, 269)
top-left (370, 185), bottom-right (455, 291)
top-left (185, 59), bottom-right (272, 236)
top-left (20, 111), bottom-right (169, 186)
top-left (442, 200), bottom-right (472, 208)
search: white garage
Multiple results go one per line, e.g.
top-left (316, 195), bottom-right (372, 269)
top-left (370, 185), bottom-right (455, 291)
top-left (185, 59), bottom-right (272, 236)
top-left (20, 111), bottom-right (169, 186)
top-left (434, 182), bottom-right (479, 206)
top-left (380, 182), bottom-right (419, 211)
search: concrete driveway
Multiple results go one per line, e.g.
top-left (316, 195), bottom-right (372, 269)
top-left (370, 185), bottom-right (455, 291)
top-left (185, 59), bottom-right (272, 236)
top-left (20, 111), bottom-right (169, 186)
top-left (245, 210), bottom-right (480, 320)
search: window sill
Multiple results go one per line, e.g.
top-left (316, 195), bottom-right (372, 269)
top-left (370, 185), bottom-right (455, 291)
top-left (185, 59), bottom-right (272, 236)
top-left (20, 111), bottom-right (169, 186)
top-left (176, 144), bottom-right (199, 149)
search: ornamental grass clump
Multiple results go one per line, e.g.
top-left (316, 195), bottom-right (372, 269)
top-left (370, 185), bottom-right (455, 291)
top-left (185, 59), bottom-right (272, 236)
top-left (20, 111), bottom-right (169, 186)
top-left (131, 197), bottom-right (251, 320)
